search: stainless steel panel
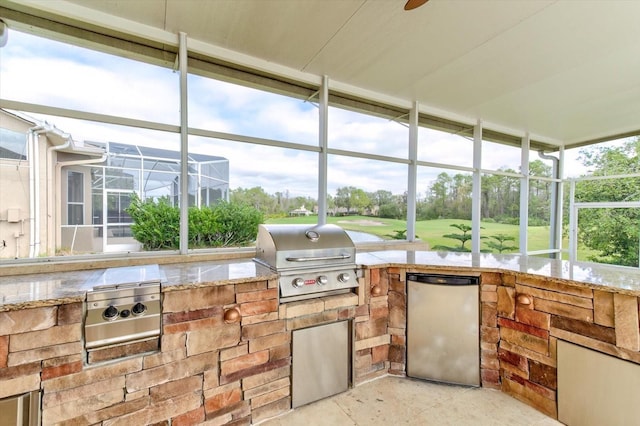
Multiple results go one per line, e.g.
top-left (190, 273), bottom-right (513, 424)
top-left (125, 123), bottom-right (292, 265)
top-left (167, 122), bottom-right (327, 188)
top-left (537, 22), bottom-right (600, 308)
top-left (292, 321), bottom-right (350, 408)
top-left (558, 340), bottom-right (640, 426)
top-left (407, 276), bottom-right (480, 386)
top-left (84, 299), bottom-right (161, 349)
top-left (254, 224), bottom-right (355, 271)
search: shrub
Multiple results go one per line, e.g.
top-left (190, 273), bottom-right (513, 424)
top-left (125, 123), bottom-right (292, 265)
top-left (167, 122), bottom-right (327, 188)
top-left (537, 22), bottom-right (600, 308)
top-left (126, 195), bottom-right (263, 250)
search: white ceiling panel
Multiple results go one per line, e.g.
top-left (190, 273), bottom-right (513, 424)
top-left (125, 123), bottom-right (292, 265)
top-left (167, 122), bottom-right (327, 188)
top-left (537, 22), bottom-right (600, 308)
top-left (3, 0), bottom-right (640, 147)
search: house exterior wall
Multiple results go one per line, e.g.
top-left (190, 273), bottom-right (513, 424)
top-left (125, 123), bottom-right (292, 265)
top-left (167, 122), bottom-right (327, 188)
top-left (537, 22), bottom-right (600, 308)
top-left (0, 111), bottom-right (35, 259)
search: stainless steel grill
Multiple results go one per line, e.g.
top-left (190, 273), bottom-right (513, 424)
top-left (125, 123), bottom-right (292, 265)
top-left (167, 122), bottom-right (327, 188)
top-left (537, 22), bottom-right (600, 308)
top-left (254, 224), bottom-right (358, 302)
top-left (84, 265), bottom-right (162, 356)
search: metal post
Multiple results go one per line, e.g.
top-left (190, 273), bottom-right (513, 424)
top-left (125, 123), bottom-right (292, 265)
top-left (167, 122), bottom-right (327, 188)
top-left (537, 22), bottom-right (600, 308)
top-left (407, 102), bottom-right (418, 242)
top-left (179, 32), bottom-right (189, 254)
top-left (471, 120), bottom-right (482, 253)
top-left (520, 133), bottom-right (530, 254)
top-left (318, 75), bottom-right (329, 225)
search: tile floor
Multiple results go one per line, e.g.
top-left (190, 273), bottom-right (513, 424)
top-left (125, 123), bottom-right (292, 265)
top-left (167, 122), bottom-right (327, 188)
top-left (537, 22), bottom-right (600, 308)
top-left (259, 375), bottom-right (563, 426)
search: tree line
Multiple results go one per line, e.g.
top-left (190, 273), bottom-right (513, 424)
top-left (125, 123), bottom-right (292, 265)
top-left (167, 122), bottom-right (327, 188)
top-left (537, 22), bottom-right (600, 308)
top-left (229, 138), bottom-right (640, 267)
top-left (230, 159), bottom-right (554, 227)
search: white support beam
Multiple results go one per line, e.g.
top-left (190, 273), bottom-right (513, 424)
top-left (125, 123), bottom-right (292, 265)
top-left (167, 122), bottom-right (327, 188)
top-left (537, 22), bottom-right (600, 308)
top-left (519, 133), bottom-right (530, 254)
top-left (179, 32), bottom-right (189, 255)
top-left (317, 75), bottom-right (329, 224)
top-left (472, 120), bottom-right (482, 254)
top-left (407, 102), bottom-right (418, 241)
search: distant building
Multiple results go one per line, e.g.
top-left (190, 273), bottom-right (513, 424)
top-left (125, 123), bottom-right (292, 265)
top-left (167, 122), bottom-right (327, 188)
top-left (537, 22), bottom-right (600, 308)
top-left (289, 205), bottom-right (312, 216)
top-left (0, 109), bottom-right (229, 258)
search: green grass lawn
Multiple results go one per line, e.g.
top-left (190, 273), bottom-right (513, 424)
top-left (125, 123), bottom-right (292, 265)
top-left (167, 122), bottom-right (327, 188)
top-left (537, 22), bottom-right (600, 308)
top-left (266, 215), bottom-right (596, 259)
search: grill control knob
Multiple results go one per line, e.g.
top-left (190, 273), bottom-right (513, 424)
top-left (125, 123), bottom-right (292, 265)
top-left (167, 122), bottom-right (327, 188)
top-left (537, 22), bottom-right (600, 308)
top-left (338, 272), bottom-right (351, 283)
top-left (317, 275), bottom-right (328, 285)
top-left (103, 305), bottom-right (119, 320)
top-left (131, 302), bottom-right (146, 316)
top-left (292, 278), bottom-right (304, 288)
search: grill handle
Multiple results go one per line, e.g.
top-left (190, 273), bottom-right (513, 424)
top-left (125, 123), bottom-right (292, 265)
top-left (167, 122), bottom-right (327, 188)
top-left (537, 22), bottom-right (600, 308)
top-left (285, 254), bottom-right (352, 262)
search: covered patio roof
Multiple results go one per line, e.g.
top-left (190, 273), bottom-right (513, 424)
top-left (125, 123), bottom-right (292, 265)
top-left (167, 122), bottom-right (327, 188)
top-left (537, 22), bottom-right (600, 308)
top-left (1, 0), bottom-right (639, 150)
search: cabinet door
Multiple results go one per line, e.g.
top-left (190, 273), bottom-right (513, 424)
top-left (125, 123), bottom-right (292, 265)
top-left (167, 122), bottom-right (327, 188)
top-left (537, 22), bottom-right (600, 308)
top-left (558, 340), bottom-right (640, 425)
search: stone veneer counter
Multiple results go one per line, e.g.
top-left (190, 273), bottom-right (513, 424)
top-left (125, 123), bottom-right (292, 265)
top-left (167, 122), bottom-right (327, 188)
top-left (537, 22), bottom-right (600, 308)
top-left (357, 251), bottom-right (640, 296)
top-left (0, 259), bottom-right (276, 312)
top-left (1, 251), bottom-right (639, 312)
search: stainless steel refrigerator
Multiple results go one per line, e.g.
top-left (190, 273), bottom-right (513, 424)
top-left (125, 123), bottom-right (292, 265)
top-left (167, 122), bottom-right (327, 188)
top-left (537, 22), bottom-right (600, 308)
top-left (407, 273), bottom-right (480, 386)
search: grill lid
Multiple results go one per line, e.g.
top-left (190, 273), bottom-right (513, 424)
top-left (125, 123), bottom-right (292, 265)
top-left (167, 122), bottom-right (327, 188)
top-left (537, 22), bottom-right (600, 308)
top-left (254, 224), bottom-right (355, 271)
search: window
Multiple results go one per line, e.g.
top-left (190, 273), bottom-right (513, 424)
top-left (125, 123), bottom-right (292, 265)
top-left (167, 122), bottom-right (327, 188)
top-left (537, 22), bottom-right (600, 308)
top-left (0, 128), bottom-right (27, 160)
top-left (67, 171), bottom-right (84, 225)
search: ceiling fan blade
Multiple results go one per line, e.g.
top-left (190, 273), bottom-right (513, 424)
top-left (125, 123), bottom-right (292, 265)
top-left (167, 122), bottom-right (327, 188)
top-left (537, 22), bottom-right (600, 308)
top-left (404, 0), bottom-right (429, 11)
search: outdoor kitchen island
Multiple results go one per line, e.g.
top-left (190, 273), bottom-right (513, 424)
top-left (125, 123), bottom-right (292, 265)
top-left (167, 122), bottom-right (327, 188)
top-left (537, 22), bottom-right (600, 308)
top-left (0, 251), bottom-right (639, 425)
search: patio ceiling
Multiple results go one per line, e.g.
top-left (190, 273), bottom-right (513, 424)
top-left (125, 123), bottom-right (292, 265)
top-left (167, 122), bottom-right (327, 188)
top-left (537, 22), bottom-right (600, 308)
top-left (1, 0), bottom-right (640, 149)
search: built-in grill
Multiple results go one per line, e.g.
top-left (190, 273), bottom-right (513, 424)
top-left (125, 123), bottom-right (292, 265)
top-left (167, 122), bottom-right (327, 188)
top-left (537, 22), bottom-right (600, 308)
top-left (84, 264), bottom-right (162, 363)
top-left (254, 224), bottom-right (358, 302)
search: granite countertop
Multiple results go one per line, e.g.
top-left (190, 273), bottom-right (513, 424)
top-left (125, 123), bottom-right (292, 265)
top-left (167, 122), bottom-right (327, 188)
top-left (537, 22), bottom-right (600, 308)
top-left (0, 259), bottom-right (276, 312)
top-left (358, 250), bottom-right (640, 296)
top-left (1, 251), bottom-right (639, 312)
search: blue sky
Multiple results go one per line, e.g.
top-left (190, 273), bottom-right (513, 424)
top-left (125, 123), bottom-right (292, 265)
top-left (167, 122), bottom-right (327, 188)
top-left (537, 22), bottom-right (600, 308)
top-left (0, 29), bottom-right (622, 199)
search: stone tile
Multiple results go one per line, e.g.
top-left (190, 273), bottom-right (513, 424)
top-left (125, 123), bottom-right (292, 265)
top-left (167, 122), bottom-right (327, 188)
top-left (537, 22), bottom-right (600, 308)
top-left (593, 290), bottom-right (615, 327)
top-left (144, 347), bottom-right (187, 369)
top-left (243, 377), bottom-right (289, 400)
top-left (88, 338), bottom-right (159, 364)
top-left (43, 388), bottom-right (124, 425)
top-left (613, 293), bottom-right (640, 351)
top-left (8, 341), bottom-right (83, 366)
top-left (57, 302), bottom-right (83, 325)
top-left (0, 372), bottom-right (40, 398)
top-left (41, 359), bottom-right (82, 380)
top-left (66, 396), bottom-right (149, 425)
top-left (187, 323), bottom-right (240, 356)
top-left (220, 357), bottom-right (290, 385)
top-left (10, 323), bottom-right (81, 352)
top-left (323, 292), bottom-right (359, 310)
top-left (250, 386), bottom-right (289, 409)
top-left (515, 306), bottom-right (550, 330)
top-left (241, 320), bottom-right (286, 340)
top-left (220, 343), bottom-right (249, 362)
top-left (172, 406), bottom-right (205, 426)
top-left (235, 288), bottom-right (277, 304)
top-left (500, 327), bottom-right (549, 355)
top-left (516, 284), bottom-right (593, 309)
top-left (240, 299), bottom-right (278, 317)
top-left (0, 335), bottom-right (7, 368)
top-left (501, 374), bottom-right (556, 418)
top-left (529, 359), bottom-right (557, 390)
top-left (250, 396), bottom-right (291, 424)
top-left (241, 311), bottom-right (279, 326)
top-left (125, 351), bottom-right (216, 393)
top-left (150, 375), bottom-right (203, 402)
top-left (163, 306), bottom-right (223, 325)
top-left (355, 316), bottom-right (387, 340)
top-left (42, 376), bottom-right (125, 408)
top-left (242, 365), bottom-right (289, 390)
top-left (481, 302), bottom-right (498, 327)
top-left (550, 315), bottom-right (615, 344)
top-left (0, 306), bottom-right (57, 335)
top-left (498, 317), bottom-right (549, 339)
top-left (102, 391), bottom-right (202, 426)
top-left (248, 332), bottom-right (290, 353)
top-left (533, 298), bottom-right (593, 322)
top-left (221, 350), bottom-right (269, 376)
top-left (354, 334), bottom-right (390, 351)
top-left (204, 386), bottom-right (242, 414)
top-left (497, 286), bottom-right (515, 319)
top-left (163, 286), bottom-right (235, 313)
top-left (280, 299), bottom-right (324, 319)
